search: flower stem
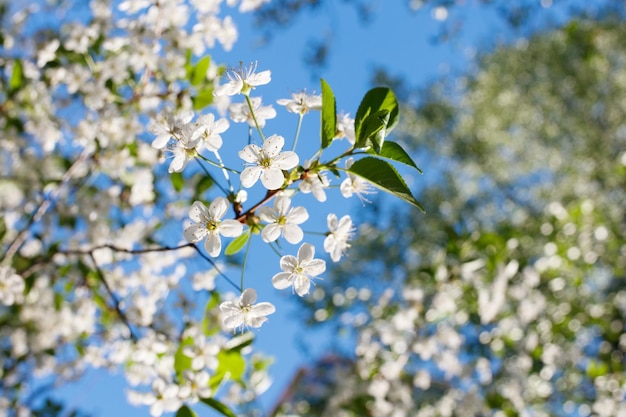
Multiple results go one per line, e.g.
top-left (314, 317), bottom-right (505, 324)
top-left (194, 158), bottom-right (229, 196)
top-left (213, 150), bottom-right (234, 192)
top-left (291, 113), bottom-right (304, 151)
top-left (240, 235), bottom-right (253, 291)
top-left (245, 94), bottom-right (266, 142)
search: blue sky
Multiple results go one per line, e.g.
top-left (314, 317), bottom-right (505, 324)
top-left (48, 1), bottom-right (508, 416)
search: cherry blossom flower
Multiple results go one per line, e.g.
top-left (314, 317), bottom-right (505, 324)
top-left (167, 134), bottom-right (201, 173)
top-left (146, 378), bottom-right (181, 417)
top-left (192, 113), bottom-right (229, 152)
top-left (184, 198), bottom-right (244, 257)
top-left (272, 243), bottom-right (326, 297)
top-left (276, 91), bottom-right (322, 115)
top-left (179, 370), bottom-right (213, 403)
top-left (298, 171), bottom-right (330, 202)
top-left (228, 96), bottom-right (276, 128)
top-left (219, 288), bottom-right (275, 332)
top-left (148, 110), bottom-right (194, 149)
top-left (335, 112), bottom-right (356, 145)
top-left (182, 336), bottom-right (219, 371)
top-left (238, 134), bottom-right (299, 190)
top-left (324, 213), bottom-right (355, 262)
top-left (0, 266), bottom-right (24, 306)
top-left (340, 157), bottom-right (375, 202)
top-left (258, 196), bottom-right (309, 244)
top-left (214, 61), bottom-right (271, 96)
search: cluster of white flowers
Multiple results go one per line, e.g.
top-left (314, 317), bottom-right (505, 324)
top-left (145, 61), bottom-right (368, 333)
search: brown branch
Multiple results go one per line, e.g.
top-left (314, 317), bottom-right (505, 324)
top-left (87, 252), bottom-right (137, 342)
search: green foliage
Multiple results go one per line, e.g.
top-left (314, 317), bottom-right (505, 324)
top-left (225, 230), bottom-right (250, 255)
top-left (366, 140), bottom-right (422, 172)
top-left (347, 157), bottom-right (424, 211)
top-left (200, 398), bottom-right (238, 417)
top-left (175, 405), bottom-right (198, 417)
top-left (320, 78), bottom-right (336, 149)
top-left (354, 87), bottom-right (399, 151)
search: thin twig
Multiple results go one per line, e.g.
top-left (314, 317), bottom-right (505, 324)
top-left (87, 252), bottom-right (138, 342)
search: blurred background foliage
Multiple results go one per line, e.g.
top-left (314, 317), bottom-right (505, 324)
top-left (272, 10), bottom-right (626, 417)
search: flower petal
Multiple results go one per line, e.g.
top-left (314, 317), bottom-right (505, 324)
top-left (257, 206), bottom-right (278, 223)
top-left (272, 151), bottom-right (299, 170)
top-left (260, 167), bottom-right (285, 190)
top-left (263, 134), bottom-right (285, 157)
top-left (297, 243), bottom-right (316, 262)
top-left (252, 301), bottom-right (276, 316)
top-left (240, 288), bottom-right (257, 305)
top-left (275, 196), bottom-right (291, 214)
top-left (282, 224), bottom-right (303, 244)
top-left (287, 206), bottom-right (309, 224)
top-left (219, 220), bottom-right (243, 237)
top-left (304, 259), bottom-right (326, 276)
top-left (189, 201), bottom-right (208, 223)
top-left (223, 314), bottom-right (244, 330)
top-left (262, 223), bottom-right (282, 243)
top-left (293, 275), bottom-right (311, 297)
top-left (279, 255), bottom-right (298, 272)
top-left (238, 144), bottom-right (261, 163)
top-left (184, 224), bottom-right (206, 243)
top-left (205, 233), bottom-right (222, 257)
top-left (209, 197), bottom-right (228, 220)
top-left (272, 272), bottom-right (293, 290)
top-left (240, 166), bottom-right (261, 188)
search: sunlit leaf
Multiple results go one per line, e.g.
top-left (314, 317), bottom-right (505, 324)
top-left (367, 141), bottom-right (422, 173)
top-left (193, 88), bottom-right (214, 110)
top-left (224, 231), bottom-right (249, 256)
top-left (176, 405), bottom-right (197, 417)
top-left (347, 157), bottom-right (424, 211)
top-left (354, 87), bottom-right (398, 148)
top-left (200, 398), bottom-right (237, 417)
top-left (170, 172), bottom-right (184, 192)
top-left (320, 78), bottom-right (336, 149)
top-left (9, 60), bottom-right (23, 92)
top-left (192, 56), bottom-right (211, 86)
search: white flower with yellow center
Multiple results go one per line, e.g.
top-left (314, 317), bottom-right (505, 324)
top-left (258, 196), bottom-right (309, 244)
top-left (219, 288), bottom-right (276, 332)
top-left (184, 198), bottom-right (243, 257)
top-left (238, 134), bottom-right (299, 190)
top-left (272, 243), bottom-right (326, 297)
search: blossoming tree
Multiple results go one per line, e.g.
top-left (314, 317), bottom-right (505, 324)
top-left (0, 0), bottom-right (422, 416)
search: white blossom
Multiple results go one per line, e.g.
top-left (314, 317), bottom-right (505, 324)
top-left (148, 111), bottom-right (194, 149)
top-left (0, 266), bottom-right (25, 306)
top-left (272, 243), bottom-right (326, 297)
top-left (239, 134), bottom-right (299, 190)
top-left (214, 62), bottom-right (271, 96)
top-left (184, 199), bottom-right (244, 257)
top-left (192, 113), bottom-right (229, 152)
top-left (340, 157), bottom-right (375, 201)
top-left (219, 288), bottom-right (275, 332)
top-left (276, 91), bottom-right (322, 115)
top-left (324, 213), bottom-right (354, 262)
top-left (228, 96), bottom-right (276, 128)
top-left (258, 196), bottom-right (309, 244)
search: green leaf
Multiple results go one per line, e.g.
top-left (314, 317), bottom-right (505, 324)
top-left (9, 60), bottom-right (24, 92)
top-left (200, 398), bottom-right (237, 417)
top-left (215, 350), bottom-right (245, 382)
top-left (192, 56), bottom-right (211, 86)
top-left (347, 157), bottom-right (424, 211)
top-left (174, 336), bottom-right (195, 379)
top-left (224, 230), bottom-right (249, 256)
top-left (193, 88), bottom-right (214, 110)
top-left (171, 172), bottom-right (184, 192)
top-left (193, 175), bottom-right (214, 200)
top-left (320, 78), bottom-right (336, 149)
top-left (354, 87), bottom-right (399, 148)
top-left (361, 109), bottom-right (390, 153)
top-left (201, 292), bottom-right (221, 336)
top-left (367, 141), bottom-right (423, 173)
top-left (176, 405), bottom-right (198, 417)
